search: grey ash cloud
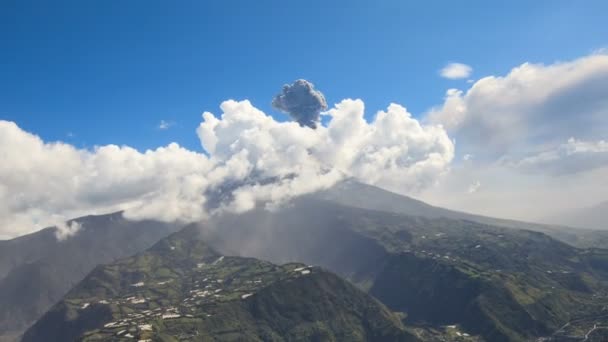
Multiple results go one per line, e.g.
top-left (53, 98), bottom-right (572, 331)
top-left (272, 79), bottom-right (328, 129)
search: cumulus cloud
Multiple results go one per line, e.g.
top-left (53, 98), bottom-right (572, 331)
top-left (420, 53), bottom-right (608, 223)
top-left (271, 79), bottom-right (328, 128)
top-left (0, 120), bottom-right (213, 238)
top-left (0, 98), bottom-right (452, 239)
top-left (428, 54), bottom-right (608, 161)
top-left (440, 63), bottom-right (473, 79)
top-left (199, 99), bottom-right (453, 197)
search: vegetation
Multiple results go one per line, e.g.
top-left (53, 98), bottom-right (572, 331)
top-left (0, 212), bottom-right (177, 341)
top-left (19, 181), bottom-right (608, 341)
top-left (23, 227), bottom-right (418, 341)
top-left (201, 196), bottom-right (608, 341)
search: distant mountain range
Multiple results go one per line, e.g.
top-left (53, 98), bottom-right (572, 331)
top-left (312, 180), bottom-right (608, 248)
top-left (4, 180), bottom-right (608, 341)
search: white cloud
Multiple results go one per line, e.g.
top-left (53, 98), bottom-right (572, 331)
top-left (428, 54), bottom-right (608, 160)
top-left (197, 99), bottom-right (454, 209)
top-left (158, 120), bottom-right (172, 130)
top-left (440, 63), bottom-right (473, 79)
top-left (420, 53), bottom-right (608, 223)
top-left (0, 99), bottom-right (452, 239)
top-left (0, 120), bottom-right (214, 239)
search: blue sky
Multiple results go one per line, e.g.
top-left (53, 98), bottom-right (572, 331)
top-left (1, 0), bottom-right (607, 151)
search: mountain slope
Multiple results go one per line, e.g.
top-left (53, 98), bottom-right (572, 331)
top-left (9, 180), bottom-right (608, 341)
top-left (313, 179), bottom-right (604, 248)
top-left (23, 227), bottom-right (418, 342)
top-left (200, 196), bottom-right (608, 341)
top-left (0, 212), bottom-right (178, 341)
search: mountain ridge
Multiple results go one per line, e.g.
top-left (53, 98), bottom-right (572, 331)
top-left (199, 195), bottom-right (608, 341)
top-left (5, 180), bottom-right (608, 341)
top-left (23, 227), bottom-right (419, 342)
top-left (311, 179), bottom-right (608, 248)
top-left (0, 212), bottom-right (179, 341)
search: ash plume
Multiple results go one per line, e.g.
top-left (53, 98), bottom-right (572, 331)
top-left (272, 79), bottom-right (328, 129)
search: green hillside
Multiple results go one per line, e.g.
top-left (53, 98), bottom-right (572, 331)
top-left (201, 197), bottom-right (608, 341)
top-left (0, 212), bottom-right (176, 341)
top-left (18, 182), bottom-right (608, 341)
top-left (23, 227), bottom-right (418, 342)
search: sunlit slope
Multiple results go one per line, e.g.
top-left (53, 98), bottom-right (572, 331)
top-left (0, 213), bottom-right (177, 341)
top-left (202, 197), bottom-right (608, 341)
top-left (23, 227), bottom-right (417, 342)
